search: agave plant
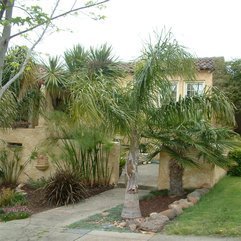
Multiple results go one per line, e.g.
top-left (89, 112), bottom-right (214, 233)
top-left (43, 169), bottom-right (89, 206)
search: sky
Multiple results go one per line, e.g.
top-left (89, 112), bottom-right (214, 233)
top-left (14, 0), bottom-right (241, 62)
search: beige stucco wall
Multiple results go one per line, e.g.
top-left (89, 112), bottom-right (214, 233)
top-left (171, 70), bottom-right (213, 97)
top-left (157, 70), bottom-right (220, 190)
top-left (121, 70), bottom-right (213, 97)
top-left (213, 165), bottom-right (227, 184)
top-left (0, 126), bottom-right (120, 185)
top-left (108, 142), bottom-right (120, 185)
top-left (0, 126), bottom-right (55, 183)
top-left (158, 152), bottom-right (226, 190)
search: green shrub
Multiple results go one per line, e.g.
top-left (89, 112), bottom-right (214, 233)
top-left (0, 142), bottom-right (36, 185)
top-left (0, 188), bottom-right (27, 207)
top-left (43, 169), bottom-right (89, 206)
top-left (27, 177), bottom-right (47, 189)
top-left (11, 192), bottom-right (27, 206)
top-left (227, 149), bottom-right (241, 176)
top-left (45, 123), bottom-right (113, 187)
top-left (0, 188), bottom-right (15, 207)
top-left (119, 156), bottom-right (126, 177)
top-left (139, 143), bottom-right (148, 153)
top-left (0, 211), bottom-right (30, 222)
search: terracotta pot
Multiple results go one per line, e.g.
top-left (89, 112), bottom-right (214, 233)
top-left (35, 155), bottom-right (49, 171)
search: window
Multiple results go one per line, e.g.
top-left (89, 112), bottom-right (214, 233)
top-left (171, 82), bottom-right (178, 101)
top-left (156, 82), bottom-right (178, 106)
top-left (185, 82), bottom-right (204, 97)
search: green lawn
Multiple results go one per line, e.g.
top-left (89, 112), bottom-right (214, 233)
top-left (164, 176), bottom-right (241, 237)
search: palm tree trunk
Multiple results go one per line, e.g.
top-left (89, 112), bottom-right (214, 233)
top-left (169, 158), bottom-right (184, 196)
top-left (121, 129), bottom-right (142, 219)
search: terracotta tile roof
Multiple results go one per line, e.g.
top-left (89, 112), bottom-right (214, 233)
top-left (121, 57), bottom-right (215, 74)
top-left (196, 58), bottom-right (215, 71)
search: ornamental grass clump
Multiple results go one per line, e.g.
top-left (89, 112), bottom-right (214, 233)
top-left (43, 169), bottom-right (89, 206)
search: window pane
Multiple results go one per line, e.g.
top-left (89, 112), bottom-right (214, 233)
top-left (171, 83), bottom-right (178, 101)
top-left (186, 82), bottom-right (204, 97)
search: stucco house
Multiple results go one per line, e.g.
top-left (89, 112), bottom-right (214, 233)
top-left (158, 58), bottom-right (227, 190)
top-left (0, 57), bottom-right (226, 189)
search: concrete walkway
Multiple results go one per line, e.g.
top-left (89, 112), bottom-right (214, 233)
top-left (0, 187), bottom-right (240, 241)
top-left (118, 163), bottom-right (159, 189)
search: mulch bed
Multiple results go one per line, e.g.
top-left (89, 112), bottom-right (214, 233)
top-left (140, 194), bottom-right (185, 217)
top-left (0, 184), bottom-right (114, 215)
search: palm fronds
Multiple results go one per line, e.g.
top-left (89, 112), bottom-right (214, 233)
top-left (134, 31), bottom-right (196, 109)
top-left (0, 91), bottom-right (17, 127)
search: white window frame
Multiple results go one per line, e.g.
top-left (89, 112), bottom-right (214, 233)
top-left (171, 81), bottom-right (179, 101)
top-left (184, 81), bottom-right (205, 97)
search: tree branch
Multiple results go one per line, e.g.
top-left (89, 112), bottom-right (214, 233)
top-left (9, 0), bottom-right (109, 40)
top-left (0, 0), bottom-right (61, 98)
top-left (0, 0), bottom-right (14, 87)
top-left (0, 0), bottom-right (8, 20)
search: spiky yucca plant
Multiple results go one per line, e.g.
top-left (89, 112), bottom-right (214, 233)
top-left (43, 169), bottom-right (89, 206)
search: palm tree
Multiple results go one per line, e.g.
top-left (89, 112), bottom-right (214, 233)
top-left (144, 91), bottom-right (239, 196)
top-left (0, 90), bottom-right (17, 128)
top-left (1, 46), bottom-right (44, 127)
top-left (121, 31), bottom-right (196, 218)
top-left (40, 56), bottom-right (67, 111)
top-left (40, 43), bottom-right (125, 112)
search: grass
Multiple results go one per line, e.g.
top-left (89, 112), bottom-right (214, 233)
top-left (68, 204), bottom-right (129, 232)
top-left (164, 176), bottom-right (241, 237)
top-left (0, 211), bottom-right (31, 222)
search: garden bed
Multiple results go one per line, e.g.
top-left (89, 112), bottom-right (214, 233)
top-left (139, 190), bottom-right (185, 217)
top-left (69, 190), bottom-right (186, 232)
top-left (0, 184), bottom-right (114, 218)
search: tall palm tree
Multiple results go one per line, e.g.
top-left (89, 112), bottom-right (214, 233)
top-left (40, 43), bottom-right (125, 113)
top-left (40, 56), bottom-right (67, 111)
top-left (144, 91), bottom-right (238, 196)
top-left (121, 31), bottom-right (196, 219)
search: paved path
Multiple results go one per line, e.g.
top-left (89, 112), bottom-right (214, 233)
top-left (0, 187), bottom-right (240, 241)
top-left (118, 163), bottom-right (159, 189)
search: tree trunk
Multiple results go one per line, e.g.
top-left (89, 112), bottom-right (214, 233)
top-left (0, 0), bottom-right (14, 87)
top-left (121, 129), bottom-right (142, 219)
top-left (169, 158), bottom-right (184, 196)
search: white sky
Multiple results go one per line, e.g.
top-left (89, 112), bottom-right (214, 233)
top-left (13, 0), bottom-right (241, 62)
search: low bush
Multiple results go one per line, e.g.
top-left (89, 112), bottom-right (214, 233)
top-left (0, 188), bottom-right (27, 207)
top-left (227, 149), bottom-right (241, 176)
top-left (43, 169), bottom-right (89, 206)
top-left (119, 156), bottom-right (126, 177)
top-left (0, 143), bottom-right (36, 185)
top-left (0, 211), bottom-right (31, 222)
top-left (0, 206), bottom-right (32, 222)
top-left (0, 188), bottom-right (16, 207)
top-left (27, 177), bottom-right (47, 189)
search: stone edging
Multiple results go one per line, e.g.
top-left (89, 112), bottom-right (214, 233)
top-left (117, 187), bottom-right (210, 233)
